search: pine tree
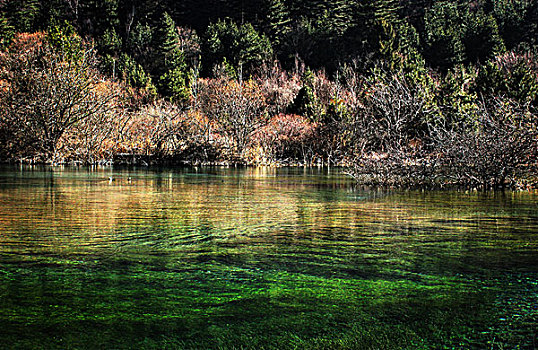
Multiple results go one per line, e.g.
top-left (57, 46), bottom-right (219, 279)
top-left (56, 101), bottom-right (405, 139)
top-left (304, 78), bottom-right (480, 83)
top-left (204, 18), bottom-right (272, 76)
top-left (78, 0), bottom-right (119, 36)
top-left (3, 0), bottom-right (40, 32)
top-left (151, 12), bottom-right (189, 101)
top-left (423, 1), bottom-right (466, 71)
top-left (523, 1), bottom-right (538, 49)
top-left (33, 0), bottom-right (74, 29)
top-left (344, 0), bottom-right (402, 66)
top-left (372, 0), bottom-right (401, 25)
top-left (492, 0), bottom-right (529, 50)
top-left (463, 10), bottom-right (505, 64)
top-left (152, 12), bottom-right (185, 76)
top-left (260, 0), bottom-right (291, 46)
top-left (327, 0), bottom-right (353, 35)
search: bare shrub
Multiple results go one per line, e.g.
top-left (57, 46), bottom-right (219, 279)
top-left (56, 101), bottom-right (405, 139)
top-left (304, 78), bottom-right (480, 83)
top-left (116, 102), bottom-right (217, 163)
top-left (348, 149), bottom-right (441, 187)
top-left (256, 61), bottom-right (301, 115)
top-left (431, 97), bottom-right (538, 189)
top-left (252, 114), bottom-right (319, 165)
top-left (0, 32), bottom-right (116, 162)
top-left (198, 76), bottom-right (268, 159)
top-left (359, 69), bottom-right (433, 153)
top-left (346, 68), bottom-right (438, 185)
top-left (57, 86), bottom-right (130, 164)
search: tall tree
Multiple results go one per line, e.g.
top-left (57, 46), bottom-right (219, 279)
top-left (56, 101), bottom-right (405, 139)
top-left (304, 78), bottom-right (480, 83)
top-left (259, 0), bottom-right (290, 46)
top-left (463, 10), bottom-right (505, 64)
top-left (347, 0), bottom-right (402, 53)
top-left (493, 0), bottom-right (531, 50)
top-left (523, 1), bottom-right (538, 50)
top-left (0, 29), bottom-right (116, 161)
top-left (77, 0), bottom-right (119, 36)
top-left (151, 12), bottom-right (189, 101)
top-left (422, 1), bottom-right (465, 71)
top-left (204, 18), bottom-right (272, 76)
top-left (0, 13), bottom-right (14, 47)
top-left (2, 0), bottom-right (40, 32)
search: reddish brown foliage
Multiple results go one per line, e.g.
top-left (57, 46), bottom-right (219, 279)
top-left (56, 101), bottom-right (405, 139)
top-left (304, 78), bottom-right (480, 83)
top-left (252, 114), bottom-right (319, 164)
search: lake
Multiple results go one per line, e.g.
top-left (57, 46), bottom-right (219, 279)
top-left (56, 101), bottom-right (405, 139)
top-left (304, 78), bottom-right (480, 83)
top-left (0, 166), bottom-right (536, 349)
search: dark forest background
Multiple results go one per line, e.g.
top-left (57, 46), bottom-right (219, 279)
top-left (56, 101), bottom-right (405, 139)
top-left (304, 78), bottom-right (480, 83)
top-left (2, 1), bottom-right (538, 89)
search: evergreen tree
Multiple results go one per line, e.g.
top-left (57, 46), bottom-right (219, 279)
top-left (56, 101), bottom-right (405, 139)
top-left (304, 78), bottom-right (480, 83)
top-left (151, 12), bottom-right (189, 101)
top-left (204, 18), bottom-right (272, 76)
top-left (463, 10), bottom-right (505, 64)
top-left (475, 53), bottom-right (538, 107)
top-left (118, 53), bottom-right (155, 93)
top-left (117, 0), bottom-right (164, 39)
top-left (493, 0), bottom-right (530, 50)
top-left (78, 0), bottom-right (119, 36)
top-left (288, 69), bottom-right (319, 120)
top-left (98, 27), bottom-right (122, 56)
top-left (3, 0), bottom-right (40, 32)
top-left (345, 0), bottom-right (402, 64)
top-left (126, 21), bottom-right (153, 67)
top-left (399, 0), bottom-right (435, 31)
top-left (0, 14), bottom-right (14, 48)
top-left (372, 0), bottom-right (401, 25)
top-left (523, 1), bottom-right (538, 50)
top-left (152, 12), bottom-right (185, 76)
top-left (422, 1), bottom-right (465, 71)
top-left (97, 28), bottom-right (122, 78)
top-left (260, 0), bottom-right (291, 46)
top-left (326, 0), bottom-right (353, 36)
top-left (279, 17), bottom-right (316, 68)
top-left (35, 0), bottom-right (74, 29)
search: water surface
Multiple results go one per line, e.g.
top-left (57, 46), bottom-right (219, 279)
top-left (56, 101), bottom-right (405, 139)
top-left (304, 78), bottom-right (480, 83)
top-left (0, 166), bottom-right (536, 349)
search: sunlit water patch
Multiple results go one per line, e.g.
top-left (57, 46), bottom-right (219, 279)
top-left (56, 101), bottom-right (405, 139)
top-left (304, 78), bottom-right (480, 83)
top-left (0, 165), bottom-right (536, 349)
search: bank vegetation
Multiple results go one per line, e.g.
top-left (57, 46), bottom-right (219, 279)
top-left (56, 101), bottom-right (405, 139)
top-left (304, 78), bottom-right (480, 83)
top-left (1, 1), bottom-right (537, 189)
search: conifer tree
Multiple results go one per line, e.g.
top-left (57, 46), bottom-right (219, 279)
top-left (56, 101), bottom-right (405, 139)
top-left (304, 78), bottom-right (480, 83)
top-left (204, 18), bottom-right (272, 76)
top-left (260, 0), bottom-right (290, 46)
top-left (126, 21), bottom-right (153, 67)
top-left (423, 1), bottom-right (465, 71)
top-left (118, 53), bottom-right (155, 94)
top-left (3, 0), bottom-right (40, 32)
top-left (463, 10), bottom-right (505, 63)
top-left (372, 0), bottom-right (401, 25)
top-left (152, 12), bottom-right (185, 76)
top-left (0, 14), bottom-right (14, 48)
top-left (523, 1), bottom-right (538, 49)
top-left (78, 0), bottom-right (119, 36)
top-left (493, 0), bottom-right (529, 50)
top-left (152, 12), bottom-right (189, 102)
top-left (327, 0), bottom-right (353, 35)
top-left (31, 0), bottom-right (73, 29)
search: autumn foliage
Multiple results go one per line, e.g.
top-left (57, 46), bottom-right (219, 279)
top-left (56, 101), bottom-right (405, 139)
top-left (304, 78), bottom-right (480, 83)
top-left (0, 31), bottom-right (118, 162)
top-left (0, 26), bottom-right (537, 188)
top-left (252, 114), bottom-right (318, 165)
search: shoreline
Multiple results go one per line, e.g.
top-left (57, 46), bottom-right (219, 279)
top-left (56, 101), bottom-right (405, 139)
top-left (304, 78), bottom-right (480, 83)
top-left (2, 159), bottom-right (536, 191)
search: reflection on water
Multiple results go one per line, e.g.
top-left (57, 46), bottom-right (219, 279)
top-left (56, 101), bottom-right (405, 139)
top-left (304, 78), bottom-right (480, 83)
top-left (0, 165), bottom-right (536, 349)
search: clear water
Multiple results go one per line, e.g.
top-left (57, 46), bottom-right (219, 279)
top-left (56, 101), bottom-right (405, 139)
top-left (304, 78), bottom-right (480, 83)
top-left (0, 166), bottom-right (536, 349)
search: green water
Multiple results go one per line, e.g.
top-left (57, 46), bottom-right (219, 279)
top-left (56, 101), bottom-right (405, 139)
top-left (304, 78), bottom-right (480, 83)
top-left (0, 166), bottom-right (536, 349)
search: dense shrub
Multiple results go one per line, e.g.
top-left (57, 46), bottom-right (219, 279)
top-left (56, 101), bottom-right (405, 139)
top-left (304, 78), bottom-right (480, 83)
top-left (252, 114), bottom-right (319, 164)
top-left (431, 97), bottom-right (538, 189)
top-left (198, 76), bottom-right (268, 158)
top-left (476, 52), bottom-right (538, 107)
top-left (0, 30), bottom-right (117, 162)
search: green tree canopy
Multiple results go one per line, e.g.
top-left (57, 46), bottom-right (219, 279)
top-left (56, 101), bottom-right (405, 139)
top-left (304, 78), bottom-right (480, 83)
top-left (204, 18), bottom-right (272, 76)
top-left (422, 1), bottom-right (465, 71)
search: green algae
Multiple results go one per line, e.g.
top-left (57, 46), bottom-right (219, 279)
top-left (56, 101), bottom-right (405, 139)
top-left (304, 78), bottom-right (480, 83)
top-left (0, 166), bottom-right (536, 349)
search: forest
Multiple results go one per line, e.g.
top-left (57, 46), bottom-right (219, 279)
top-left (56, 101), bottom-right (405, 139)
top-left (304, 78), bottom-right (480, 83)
top-left (0, 0), bottom-right (537, 189)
